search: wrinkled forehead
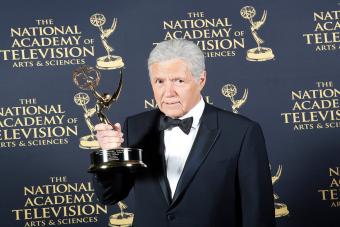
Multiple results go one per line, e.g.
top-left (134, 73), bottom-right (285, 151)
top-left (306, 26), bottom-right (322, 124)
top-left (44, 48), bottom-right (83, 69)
top-left (149, 58), bottom-right (193, 78)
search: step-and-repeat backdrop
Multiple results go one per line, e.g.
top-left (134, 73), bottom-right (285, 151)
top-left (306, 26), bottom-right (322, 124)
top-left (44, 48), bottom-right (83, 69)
top-left (0, 0), bottom-right (339, 226)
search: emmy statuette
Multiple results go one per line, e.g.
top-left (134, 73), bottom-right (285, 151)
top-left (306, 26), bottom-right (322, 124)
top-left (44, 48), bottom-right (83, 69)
top-left (240, 6), bottom-right (275, 61)
top-left (221, 84), bottom-right (248, 114)
top-left (272, 165), bottom-right (289, 217)
top-left (73, 65), bottom-right (147, 173)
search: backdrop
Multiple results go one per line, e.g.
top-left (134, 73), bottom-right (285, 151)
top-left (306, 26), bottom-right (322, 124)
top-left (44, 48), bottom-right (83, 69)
top-left (0, 0), bottom-right (339, 226)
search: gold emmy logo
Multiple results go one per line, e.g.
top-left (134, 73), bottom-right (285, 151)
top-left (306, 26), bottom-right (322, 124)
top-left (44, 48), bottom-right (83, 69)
top-left (240, 6), bottom-right (275, 61)
top-left (221, 84), bottom-right (248, 114)
top-left (108, 201), bottom-right (134, 227)
top-left (73, 92), bottom-right (100, 149)
top-left (90, 13), bottom-right (124, 70)
top-left (272, 165), bottom-right (289, 218)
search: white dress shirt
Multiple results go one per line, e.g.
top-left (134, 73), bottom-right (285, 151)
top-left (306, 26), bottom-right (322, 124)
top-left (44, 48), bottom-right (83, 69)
top-left (164, 97), bottom-right (205, 197)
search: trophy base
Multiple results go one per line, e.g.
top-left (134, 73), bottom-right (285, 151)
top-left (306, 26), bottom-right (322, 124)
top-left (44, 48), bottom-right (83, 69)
top-left (79, 135), bottom-right (100, 149)
top-left (96, 55), bottom-right (125, 70)
top-left (88, 148), bottom-right (147, 173)
top-left (246, 47), bottom-right (275, 61)
top-left (275, 203), bottom-right (289, 218)
top-left (109, 212), bottom-right (134, 227)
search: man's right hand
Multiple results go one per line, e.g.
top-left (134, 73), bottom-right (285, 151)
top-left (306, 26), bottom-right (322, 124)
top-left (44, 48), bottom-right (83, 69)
top-left (95, 123), bottom-right (124, 150)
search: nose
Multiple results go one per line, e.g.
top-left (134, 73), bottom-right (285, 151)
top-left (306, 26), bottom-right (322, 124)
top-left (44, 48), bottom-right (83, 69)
top-left (164, 81), bottom-right (175, 97)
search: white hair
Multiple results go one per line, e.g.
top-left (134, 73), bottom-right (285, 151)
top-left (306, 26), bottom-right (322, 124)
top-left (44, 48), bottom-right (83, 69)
top-left (147, 39), bottom-right (205, 79)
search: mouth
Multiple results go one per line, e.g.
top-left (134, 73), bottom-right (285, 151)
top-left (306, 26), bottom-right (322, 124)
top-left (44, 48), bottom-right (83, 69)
top-left (163, 101), bottom-right (180, 105)
top-left (162, 101), bottom-right (182, 109)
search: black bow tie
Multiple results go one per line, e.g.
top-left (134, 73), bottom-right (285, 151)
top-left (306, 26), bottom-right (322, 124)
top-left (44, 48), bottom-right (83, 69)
top-left (159, 115), bottom-right (193, 135)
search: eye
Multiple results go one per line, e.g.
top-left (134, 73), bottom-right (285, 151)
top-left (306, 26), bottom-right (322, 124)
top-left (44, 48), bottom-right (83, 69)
top-left (154, 79), bottom-right (164, 84)
top-left (174, 79), bottom-right (184, 84)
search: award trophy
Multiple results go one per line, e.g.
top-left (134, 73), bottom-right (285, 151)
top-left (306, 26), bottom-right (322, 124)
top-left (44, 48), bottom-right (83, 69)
top-left (108, 201), bottom-right (134, 227)
top-left (221, 84), bottom-right (248, 114)
top-left (272, 165), bottom-right (289, 217)
top-left (90, 13), bottom-right (125, 70)
top-left (240, 6), bottom-right (275, 61)
top-left (72, 65), bottom-right (147, 172)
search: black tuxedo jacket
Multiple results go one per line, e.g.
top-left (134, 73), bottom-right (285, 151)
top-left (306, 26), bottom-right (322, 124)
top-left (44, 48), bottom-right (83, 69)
top-left (94, 104), bottom-right (275, 227)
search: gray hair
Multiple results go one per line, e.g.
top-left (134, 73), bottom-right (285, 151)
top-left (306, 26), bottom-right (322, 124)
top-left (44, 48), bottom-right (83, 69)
top-left (147, 39), bottom-right (205, 80)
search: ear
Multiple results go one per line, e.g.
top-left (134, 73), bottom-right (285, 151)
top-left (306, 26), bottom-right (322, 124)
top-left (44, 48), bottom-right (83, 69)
top-left (198, 70), bottom-right (206, 90)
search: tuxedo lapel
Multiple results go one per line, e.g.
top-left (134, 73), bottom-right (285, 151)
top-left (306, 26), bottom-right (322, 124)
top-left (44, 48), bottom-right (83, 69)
top-left (155, 131), bottom-right (172, 205)
top-left (170, 104), bottom-right (220, 208)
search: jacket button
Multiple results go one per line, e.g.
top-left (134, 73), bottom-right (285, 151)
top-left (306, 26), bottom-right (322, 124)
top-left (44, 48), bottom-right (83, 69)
top-left (167, 214), bottom-right (175, 221)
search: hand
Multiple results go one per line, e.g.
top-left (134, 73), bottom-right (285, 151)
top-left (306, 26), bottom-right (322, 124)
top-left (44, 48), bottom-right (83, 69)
top-left (95, 123), bottom-right (124, 150)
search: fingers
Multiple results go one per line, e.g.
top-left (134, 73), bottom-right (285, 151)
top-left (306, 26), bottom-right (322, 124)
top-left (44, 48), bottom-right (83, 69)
top-left (98, 137), bottom-right (124, 150)
top-left (94, 123), bottom-right (114, 131)
top-left (112, 123), bottom-right (122, 133)
top-left (94, 123), bottom-right (124, 150)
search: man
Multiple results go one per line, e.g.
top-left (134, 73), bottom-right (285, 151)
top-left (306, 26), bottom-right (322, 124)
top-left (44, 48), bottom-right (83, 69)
top-left (94, 39), bottom-right (275, 227)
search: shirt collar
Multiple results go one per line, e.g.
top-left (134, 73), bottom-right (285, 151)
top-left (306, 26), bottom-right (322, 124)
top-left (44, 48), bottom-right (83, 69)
top-left (179, 96), bottom-right (205, 129)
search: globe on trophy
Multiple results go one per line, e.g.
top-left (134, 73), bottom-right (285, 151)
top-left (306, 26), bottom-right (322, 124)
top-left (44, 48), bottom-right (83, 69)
top-left (271, 165), bottom-right (289, 218)
top-left (108, 201), bottom-right (134, 227)
top-left (240, 6), bottom-right (275, 61)
top-left (90, 13), bottom-right (125, 70)
top-left (221, 84), bottom-right (248, 114)
top-left (72, 65), bottom-right (147, 172)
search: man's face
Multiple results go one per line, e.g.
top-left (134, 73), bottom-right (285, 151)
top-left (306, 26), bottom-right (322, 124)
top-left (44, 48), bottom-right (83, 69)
top-left (149, 58), bottom-right (206, 118)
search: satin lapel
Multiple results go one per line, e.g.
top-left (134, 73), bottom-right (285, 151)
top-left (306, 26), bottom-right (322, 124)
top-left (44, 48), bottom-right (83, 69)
top-left (155, 131), bottom-right (172, 205)
top-left (170, 105), bottom-right (220, 208)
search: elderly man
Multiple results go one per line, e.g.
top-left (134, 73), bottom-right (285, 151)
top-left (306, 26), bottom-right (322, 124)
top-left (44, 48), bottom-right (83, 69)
top-left (93, 39), bottom-right (275, 227)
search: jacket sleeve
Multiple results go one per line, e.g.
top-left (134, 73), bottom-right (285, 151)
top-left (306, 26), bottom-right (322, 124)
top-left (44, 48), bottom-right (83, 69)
top-left (92, 119), bottom-right (135, 205)
top-left (238, 122), bottom-right (276, 227)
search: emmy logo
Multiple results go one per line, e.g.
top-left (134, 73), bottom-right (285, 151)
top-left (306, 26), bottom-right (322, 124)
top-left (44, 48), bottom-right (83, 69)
top-left (90, 13), bottom-right (125, 70)
top-left (73, 92), bottom-right (100, 149)
top-left (272, 165), bottom-right (289, 218)
top-left (221, 84), bottom-right (248, 114)
top-left (109, 201), bottom-right (134, 227)
top-left (240, 6), bottom-right (275, 61)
